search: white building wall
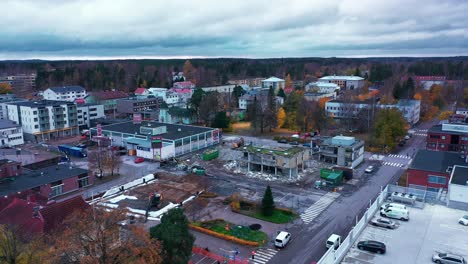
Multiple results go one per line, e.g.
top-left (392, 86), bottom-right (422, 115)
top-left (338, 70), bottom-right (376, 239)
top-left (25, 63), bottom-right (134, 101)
top-left (0, 127), bottom-right (24, 147)
top-left (448, 184), bottom-right (468, 203)
top-left (6, 105), bottom-right (20, 124)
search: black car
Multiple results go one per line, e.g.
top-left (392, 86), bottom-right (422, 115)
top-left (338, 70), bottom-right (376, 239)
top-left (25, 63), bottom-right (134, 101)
top-left (278, 139), bottom-right (288, 144)
top-left (357, 240), bottom-right (386, 254)
top-left (289, 141), bottom-right (299, 146)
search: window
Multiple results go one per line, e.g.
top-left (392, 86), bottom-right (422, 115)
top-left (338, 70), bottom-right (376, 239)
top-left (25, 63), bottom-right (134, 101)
top-left (78, 176), bottom-right (89, 188)
top-left (33, 111), bottom-right (37, 115)
top-left (34, 125), bottom-right (38, 129)
top-left (427, 175), bottom-right (446, 185)
top-left (427, 187), bottom-right (440, 193)
top-left (441, 136), bottom-right (446, 140)
top-left (430, 135), bottom-right (440, 139)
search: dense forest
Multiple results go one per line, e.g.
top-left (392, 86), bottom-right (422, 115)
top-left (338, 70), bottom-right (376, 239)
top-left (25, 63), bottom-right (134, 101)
top-left (0, 57), bottom-right (467, 94)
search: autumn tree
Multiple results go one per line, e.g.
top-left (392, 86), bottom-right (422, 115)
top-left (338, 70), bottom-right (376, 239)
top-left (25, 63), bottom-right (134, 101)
top-left (373, 109), bottom-right (407, 151)
top-left (51, 207), bottom-right (163, 264)
top-left (0, 83), bottom-right (12, 94)
top-left (150, 208), bottom-right (194, 264)
top-left (183, 60), bottom-right (197, 84)
top-left (199, 92), bottom-right (221, 125)
top-left (264, 86), bottom-right (278, 132)
top-left (277, 107), bottom-right (286, 128)
top-left (0, 225), bottom-right (48, 264)
top-left (285, 74), bottom-right (292, 89)
top-left (102, 147), bottom-right (122, 177)
top-left (296, 98), bottom-right (315, 132)
top-left (282, 91), bottom-right (303, 130)
top-left (438, 111), bottom-right (453, 120)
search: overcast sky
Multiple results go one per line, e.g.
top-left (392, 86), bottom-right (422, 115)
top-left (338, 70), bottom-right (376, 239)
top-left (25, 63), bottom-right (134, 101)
top-left (0, 0), bottom-right (467, 60)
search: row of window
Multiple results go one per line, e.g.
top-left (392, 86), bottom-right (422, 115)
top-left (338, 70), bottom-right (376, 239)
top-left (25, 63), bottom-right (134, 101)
top-left (8, 136), bottom-right (22, 141)
top-left (428, 175), bottom-right (446, 185)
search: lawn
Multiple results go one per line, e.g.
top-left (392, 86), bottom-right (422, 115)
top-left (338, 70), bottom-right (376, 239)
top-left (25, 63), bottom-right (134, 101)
top-left (192, 219), bottom-right (268, 245)
top-left (250, 209), bottom-right (297, 224)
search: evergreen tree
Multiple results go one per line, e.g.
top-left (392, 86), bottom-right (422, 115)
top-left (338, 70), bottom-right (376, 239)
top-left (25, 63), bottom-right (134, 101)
top-left (354, 67), bottom-right (361, 77)
top-left (261, 185), bottom-right (275, 217)
top-left (265, 86), bottom-right (278, 132)
top-left (212, 111), bottom-right (230, 129)
top-left (277, 88), bottom-right (286, 98)
top-left (190, 88), bottom-right (205, 122)
top-left (150, 208), bottom-right (194, 264)
top-left (247, 96), bottom-right (260, 133)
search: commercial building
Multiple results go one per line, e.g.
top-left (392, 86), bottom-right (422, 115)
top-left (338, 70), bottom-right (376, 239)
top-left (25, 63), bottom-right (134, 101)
top-left (0, 120), bottom-right (24, 147)
top-left (447, 165), bottom-right (468, 210)
top-left (426, 123), bottom-right (468, 152)
top-left (6, 100), bottom-right (79, 142)
top-left (407, 150), bottom-right (468, 191)
top-left (116, 97), bottom-right (163, 118)
top-left (243, 145), bottom-right (309, 178)
top-left (325, 99), bottom-right (420, 126)
top-left (42, 86), bottom-right (87, 102)
top-left (76, 104), bottom-right (105, 128)
top-left (0, 160), bottom-right (92, 199)
top-left (261, 76), bottom-right (285, 92)
top-left (318, 75), bottom-right (364, 90)
top-left (85, 90), bottom-right (128, 113)
top-left (89, 121), bottom-right (219, 161)
top-left (0, 73), bottom-right (36, 92)
top-left (318, 136), bottom-right (364, 169)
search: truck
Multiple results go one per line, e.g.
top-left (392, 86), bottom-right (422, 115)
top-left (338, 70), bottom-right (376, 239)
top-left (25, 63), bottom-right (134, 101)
top-left (58, 144), bottom-right (87, 158)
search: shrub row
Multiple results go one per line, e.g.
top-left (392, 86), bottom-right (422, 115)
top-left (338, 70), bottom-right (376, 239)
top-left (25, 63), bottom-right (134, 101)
top-left (189, 224), bottom-right (259, 247)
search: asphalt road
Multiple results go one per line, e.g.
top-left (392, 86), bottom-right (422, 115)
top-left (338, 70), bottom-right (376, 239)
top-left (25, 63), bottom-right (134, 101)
top-left (269, 120), bottom-right (437, 264)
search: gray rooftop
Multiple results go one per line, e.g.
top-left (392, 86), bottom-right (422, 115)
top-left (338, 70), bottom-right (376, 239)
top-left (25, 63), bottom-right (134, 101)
top-left (450, 165), bottom-right (468, 185)
top-left (7, 100), bottom-right (75, 107)
top-left (409, 149), bottom-right (467, 173)
top-left (96, 121), bottom-right (216, 140)
top-left (48, 86), bottom-right (85, 93)
top-left (0, 120), bottom-right (20, 129)
top-left (0, 164), bottom-right (88, 196)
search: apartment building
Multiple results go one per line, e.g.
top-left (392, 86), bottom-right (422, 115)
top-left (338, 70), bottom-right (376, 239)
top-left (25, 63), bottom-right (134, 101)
top-left (306, 82), bottom-right (341, 93)
top-left (116, 97), bottom-right (163, 117)
top-left (6, 100), bottom-right (79, 142)
top-left (76, 104), bottom-right (105, 128)
top-left (318, 136), bottom-right (365, 169)
top-left (0, 94), bottom-right (26, 120)
top-left (85, 90), bottom-right (128, 113)
top-left (148, 88), bottom-right (181, 106)
top-left (426, 123), bottom-right (468, 153)
top-left (0, 73), bottom-right (36, 92)
top-left (201, 84), bottom-right (236, 93)
top-left (229, 78), bottom-right (264, 87)
top-left (318, 75), bottom-right (364, 90)
top-left (42, 86), bottom-right (87, 102)
top-left (0, 120), bottom-right (24, 147)
top-left (261, 76), bottom-right (285, 92)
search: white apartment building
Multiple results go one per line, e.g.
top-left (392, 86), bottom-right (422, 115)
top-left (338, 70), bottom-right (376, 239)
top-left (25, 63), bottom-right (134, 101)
top-left (0, 120), bottom-right (24, 147)
top-left (325, 99), bottom-right (421, 125)
top-left (201, 85), bottom-right (236, 93)
top-left (261, 77), bottom-right (285, 92)
top-left (319, 76), bottom-right (364, 90)
top-left (148, 88), bottom-right (181, 106)
top-left (6, 100), bottom-right (79, 142)
top-left (76, 104), bottom-right (105, 128)
top-left (306, 82), bottom-right (341, 93)
top-left (0, 94), bottom-right (26, 120)
top-left (42, 86), bottom-right (87, 102)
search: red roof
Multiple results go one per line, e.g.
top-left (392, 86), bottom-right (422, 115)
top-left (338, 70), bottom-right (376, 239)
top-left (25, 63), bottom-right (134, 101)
top-left (39, 196), bottom-right (90, 233)
top-left (134, 87), bottom-right (148, 95)
top-left (89, 90), bottom-right (128, 100)
top-left (0, 198), bottom-right (45, 235)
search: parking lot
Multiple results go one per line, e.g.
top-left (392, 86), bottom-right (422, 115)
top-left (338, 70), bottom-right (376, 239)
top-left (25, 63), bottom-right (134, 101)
top-left (342, 204), bottom-right (468, 264)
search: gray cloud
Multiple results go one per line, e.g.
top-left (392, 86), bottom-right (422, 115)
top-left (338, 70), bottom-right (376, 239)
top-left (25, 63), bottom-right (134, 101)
top-left (0, 0), bottom-right (467, 59)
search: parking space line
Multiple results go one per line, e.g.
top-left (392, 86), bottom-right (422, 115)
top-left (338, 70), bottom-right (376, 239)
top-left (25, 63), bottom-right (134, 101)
top-left (343, 256), bottom-right (374, 264)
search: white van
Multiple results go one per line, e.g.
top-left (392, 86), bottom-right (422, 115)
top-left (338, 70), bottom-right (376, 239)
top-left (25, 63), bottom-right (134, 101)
top-left (326, 234), bottom-right (341, 249)
top-left (380, 207), bottom-right (409, 221)
top-left (380, 202), bottom-right (407, 211)
top-left (274, 231), bottom-right (291, 248)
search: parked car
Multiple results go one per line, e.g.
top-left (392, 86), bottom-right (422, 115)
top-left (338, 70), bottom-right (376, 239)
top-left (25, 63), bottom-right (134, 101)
top-left (326, 234), bottom-right (341, 250)
top-left (458, 215), bottom-right (468, 226)
top-left (274, 231), bottom-right (291, 248)
top-left (380, 207), bottom-right (409, 221)
top-left (404, 135), bottom-right (411, 140)
top-left (380, 203), bottom-right (407, 211)
top-left (370, 218), bottom-right (396, 229)
top-left (278, 139), bottom-right (288, 144)
top-left (364, 165), bottom-right (375, 173)
top-left (432, 253), bottom-right (466, 264)
top-left (289, 141), bottom-right (299, 146)
top-left (357, 240), bottom-right (386, 254)
top-left (134, 157), bottom-right (145, 163)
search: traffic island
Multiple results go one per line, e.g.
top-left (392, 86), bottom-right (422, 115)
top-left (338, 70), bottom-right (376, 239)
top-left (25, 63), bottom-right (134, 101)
top-left (229, 198), bottom-right (298, 224)
top-left (190, 219), bottom-right (268, 246)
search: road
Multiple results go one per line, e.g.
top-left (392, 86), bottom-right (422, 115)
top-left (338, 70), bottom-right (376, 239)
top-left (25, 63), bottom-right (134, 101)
top-left (269, 120), bottom-right (436, 264)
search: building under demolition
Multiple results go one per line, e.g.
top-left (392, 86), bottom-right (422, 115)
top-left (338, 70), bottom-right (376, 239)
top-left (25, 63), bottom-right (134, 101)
top-left (242, 145), bottom-right (309, 178)
top-left (318, 136), bottom-right (364, 169)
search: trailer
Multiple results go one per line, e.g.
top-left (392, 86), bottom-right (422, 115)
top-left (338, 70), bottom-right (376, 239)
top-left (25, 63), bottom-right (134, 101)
top-left (58, 144), bottom-right (87, 158)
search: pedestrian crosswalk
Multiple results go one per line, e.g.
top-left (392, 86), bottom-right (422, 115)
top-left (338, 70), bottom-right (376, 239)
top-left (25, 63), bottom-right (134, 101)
top-left (414, 133), bottom-right (427, 137)
top-left (250, 248), bottom-right (278, 264)
top-left (388, 154), bottom-right (411, 159)
top-left (300, 192), bottom-right (340, 224)
top-left (416, 129), bottom-right (428, 132)
top-left (383, 161), bottom-right (406, 168)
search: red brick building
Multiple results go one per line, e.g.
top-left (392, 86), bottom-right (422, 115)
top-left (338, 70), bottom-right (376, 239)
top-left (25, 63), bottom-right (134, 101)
top-left (407, 150), bottom-right (468, 192)
top-left (426, 123), bottom-right (468, 153)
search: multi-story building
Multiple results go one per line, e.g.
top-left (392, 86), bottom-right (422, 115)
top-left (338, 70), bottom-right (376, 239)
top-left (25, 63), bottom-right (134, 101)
top-left (407, 149), bottom-right (467, 191)
top-left (0, 120), bottom-right (23, 147)
top-left (229, 78), bottom-right (264, 87)
top-left (414, 76), bottom-right (446, 90)
top-left (0, 94), bottom-right (26, 120)
top-left (0, 73), bottom-right (36, 92)
top-left (306, 82), bottom-right (341, 93)
top-left (76, 104), bottom-right (105, 128)
top-left (242, 145), bottom-right (309, 178)
top-left (173, 81), bottom-right (195, 90)
top-left (426, 123), bottom-right (468, 153)
top-left (261, 77), bottom-right (285, 92)
top-left (42, 86), bottom-right (87, 102)
top-left (318, 75), bottom-right (364, 90)
top-left (455, 108), bottom-right (468, 116)
top-left (317, 136), bottom-right (364, 169)
top-left (134, 88), bottom-right (150, 99)
top-left (116, 97), bottom-right (163, 117)
top-left (238, 88), bottom-right (284, 110)
top-left (85, 90), bottom-right (128, 114)
top-left (201, 84), bottom-right (236, 93)
top-left (148, 87), bottom-right (181, 106)
top-left (325, 99), bottom-right (420, 126)
top-left (6, 100), bottom-right (79, 142)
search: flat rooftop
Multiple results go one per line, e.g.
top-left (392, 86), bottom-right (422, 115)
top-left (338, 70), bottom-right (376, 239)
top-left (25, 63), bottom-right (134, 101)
top-left (319, 75), bottom-right (364, 81)
top-left (410, 149), bottom-right (467, 173)
top-left (341, 204), bottom-right (468, 264)
top-left (450, 165), bottom-right (468, 185)
top-left (7, 100), bottom-right (74, 107)
top-left (96, 121), bottom-right (216, 140)
top-left (244, 145), bottom-right (305, 157)
top-left (0, 164), bottom-right (88, 196)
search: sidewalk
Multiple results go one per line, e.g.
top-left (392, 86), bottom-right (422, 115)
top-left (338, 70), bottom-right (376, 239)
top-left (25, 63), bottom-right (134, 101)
top-left (191, 230), bottom-right (252, 263)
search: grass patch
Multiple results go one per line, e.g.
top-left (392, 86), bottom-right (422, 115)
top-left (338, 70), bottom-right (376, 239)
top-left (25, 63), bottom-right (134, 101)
top-left (193, 219), bottom-right (268, 245)
top-left (250, 209), bottom-right (297, 224)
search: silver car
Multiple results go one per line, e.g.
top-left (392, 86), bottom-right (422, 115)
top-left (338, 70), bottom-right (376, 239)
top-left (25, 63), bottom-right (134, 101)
top-left (370, 218), bottom-right (396, 229)
top-left (432, 253), bottom-right (466, 264)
